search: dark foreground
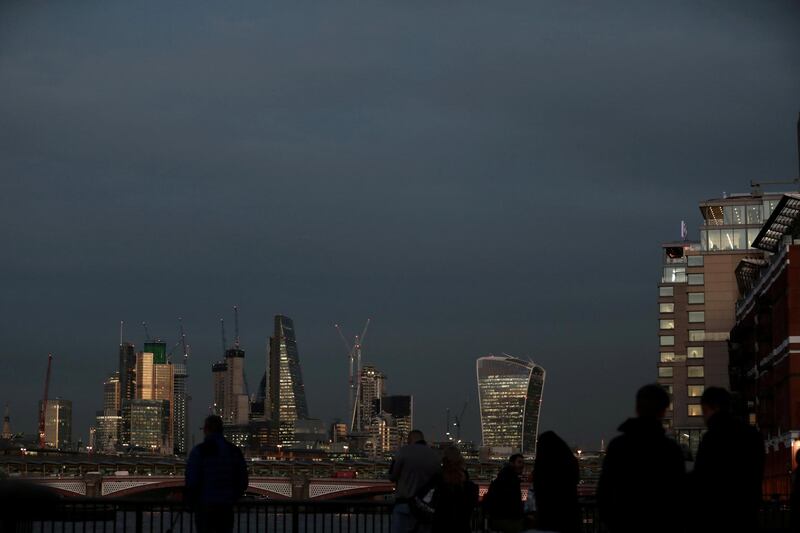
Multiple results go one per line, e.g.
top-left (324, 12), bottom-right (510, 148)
top-left (0, 497), bottom-right (791, 532)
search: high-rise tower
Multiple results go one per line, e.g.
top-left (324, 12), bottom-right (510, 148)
top-left (223, 346), bottom-right (249, 426)
top-left (358, 364), bottom-right (386, 431)
top-left (476, 354), bottom-right (545, 457)
top-left (135, 343), bottom-right (174, 452)
top-left (269, 315), bottom-right (309, 445)
top-left (2, 404), bottom-right (12, 439)
top-left (172, 360), bottom-right (189, 455)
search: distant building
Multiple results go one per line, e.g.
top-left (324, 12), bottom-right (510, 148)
top-left (729, 193), bottom-right (800, 498)
top-left (118, 342), bottom-right (136, 446)
top-left (129, 399), bottom-right (170, 454)
top-left (172, 360), bottom-right (189, 455)
top-left (136, 345), bottom-right (174, 452)
top-left (223, 347), bottom-right (249, 426)
top-left (357, 365), bottom-right (386, 432)
top-left (370, 395), bottom-right (412, 455)
top-left (39, 398), bottom-right (72, 450)
top-left (656, 193), bottom-right (781, 452)
top-left (94, 411), bottom-right (121, 453)
top-left (269, 315), bottom-right (310, 445)
top-left (476, 354), bottom-right (545, 457)
top-left (2, 404), bottom-right (12, 439)
top-left (103, 372), bottom-right (120, 413)
top-left (212, 361), bottom-right (227, 416)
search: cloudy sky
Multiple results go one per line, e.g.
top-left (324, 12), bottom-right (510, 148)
top-left (1, 0), bottom-right (798, 449)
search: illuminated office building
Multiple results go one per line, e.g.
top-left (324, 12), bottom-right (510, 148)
top-left (135, 345), bottom-right (174, 452)
top-left (172, 360), bottom-right (189, 455)
top-left (476, 354), bottom-right (545, 457)
top-left (39, 398), bottom-right (72, 450)
top-left (129, 399), bottom-right (170, 454)
top-left (212, 361), bottom-right (227, 417)
top-left (269, 315), bottom-right (310, 445)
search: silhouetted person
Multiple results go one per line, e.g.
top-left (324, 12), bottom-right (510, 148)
top-left (430, 446), bottom-right (479, 533)
top-left (389, 429), bottom-right (441, 533)
top-left (532, 431), bottom-right (580, 533)
top-left (597, 384), bottom-right (685, 533)
top-left (185, 415), bottom-right (249, 533)
top-left (791, 449), bottom-right (800, 531)
top-left (691, 387), bottom-right (764, 532)
top-left (483, 453), bottom-right (525, 533)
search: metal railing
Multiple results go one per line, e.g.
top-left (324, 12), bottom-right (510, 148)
top-left (0, 498), bottom-right (790, 533)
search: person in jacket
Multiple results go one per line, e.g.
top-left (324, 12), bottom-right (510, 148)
top-left (430, 446), bottom-right (479, 533)
top-left (691, 387), bottom-right (764, 532)
top-left (185, 415), bottom-right (249, 533)
top-left (389, 429), bottom-right (441, 533)
top-left (791, 449), bottom-right (800, 531)
top-left (483, 453), bottom-right (525, 533)
top-left (597, 384), bottom-right (685, 533)
top-left (532, 431), bottom-right (580, 533)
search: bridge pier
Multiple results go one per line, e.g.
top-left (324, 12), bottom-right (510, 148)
top-left (291, 475), bottom-right (309, 499)
top-left (85, 473), bottom-right (101, 498)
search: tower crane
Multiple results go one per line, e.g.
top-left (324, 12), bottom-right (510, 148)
top-left (38, 354), bottom-right (53, 449)
top-left (142, 322), bottom-right (152, 342)
top-left (233, 305), bottom-right (241, 349)
top-left (220, 319), bottom-right (227, 355)
top-left (452, 401), bottom-right (469, 442)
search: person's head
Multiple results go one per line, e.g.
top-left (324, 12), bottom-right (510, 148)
top-left (441, 446), bottom-right (466, 485)
top-left (636, 384), bottom-right (670, 420)
top-left (508, 453), bottom-right (525, 475)
top-left (534, 431), bottom-right (574, 471)
top-left (407, 429), bottom-right (425, 445)
top-left (700, 387), bottom-right (731, 423)
top-left (204, 415), bottom-right (224, 436)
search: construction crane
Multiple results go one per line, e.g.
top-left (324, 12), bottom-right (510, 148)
top-left (38, 354), bottom-right (53, 449)
top-left (233, 305), bottom-right (240, 349)
top-left (141, 322), bottom-right (152, 342)
top-left (179, 318), bottom-right (189, 359)
top-left (334, 319), bottom-right (371, 432)
top-left (220, 318), bottom-right (227, 355)
top-left (452, 401), bottom-right (469, 442)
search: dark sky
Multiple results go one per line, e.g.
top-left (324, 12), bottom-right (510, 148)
top-left (1, 1), bottom-right (798, 450)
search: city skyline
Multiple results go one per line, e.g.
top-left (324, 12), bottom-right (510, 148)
top-left (1, 0), bottom-right (799, 451)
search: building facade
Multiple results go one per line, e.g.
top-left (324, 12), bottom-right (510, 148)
top-left (358, 365), bottom-right (386, 433)
top-left (118, 342), bottom-right (136, 446)
top-left (223, 347), bottom-right (250, 426)
top-left (212, 361), bottom-right (227, 417)
top-left (730, 193), bottom-right (800, 497)
top-left (172, 360), bottom-right (189, 455)
top-left (657, 193), bottom-right (781, 452)
top-left (39, 398), bottom-right (72, 450)
top-left (135, 346), bottom-right (174, 453)
top-left (269, 315), bottom-right (310, 445)
top-left (129, 399), bottom-right (171, 454)
top-left (476, 354), bottom-right (545, 457)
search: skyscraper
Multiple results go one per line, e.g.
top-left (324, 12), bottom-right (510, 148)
top-left (129, 399), bottom-right (170, 454)
top-left (2, 404), bottom-right (12, 439)
top-left (172, 360), bottom-right (189, 455)
top-left (103, 372), bottom-right (120, 413)
top-left (135, 345), bottom-right (174, 452)
top-left (39, 398), bottom-right (72, 450)
top-left (96, 372), bottom-right (122, 452)
top-left (476, 354), bottom-right (545, 457)
top-left (212, 361), bottom-right (227, 416)
top-left (118, 342), bottom-right (136, 446)
top-left (269, 315), bottom-right (310, 445)
top-left (370, 395), bottom-right (413, 455)
top-left (223, 347), bottom-right (249, 426)
top-left (358, 364), bottom-right (386, 432)
top-left (656, 192), bottom-right (780, 452)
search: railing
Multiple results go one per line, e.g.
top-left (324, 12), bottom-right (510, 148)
top-left (0, 498), bottom-right (790, 533)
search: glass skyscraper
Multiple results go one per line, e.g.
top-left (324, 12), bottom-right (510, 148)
top-left (476, 354), bottom-right (545, 456)
top-left (172, 360), bottom-right (188, 455)
top-left (269, 315), bottom-right (309, 445)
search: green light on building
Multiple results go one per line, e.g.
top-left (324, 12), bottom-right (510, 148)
top-left (144, 342), bottom-right (167, 364)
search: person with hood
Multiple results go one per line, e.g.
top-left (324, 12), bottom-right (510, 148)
top-left (531, 431), bottom-right (580, 533)
top-left (597, 384), bottom-right (685, 533)
top-left (185, 415), bottom-right (249, 533)
top-left (691, 387), bottom-right (764, 532)
top-left (483, 453), bottom-right (525, 533)
top-left (389, 429), bottom-right (441, 533)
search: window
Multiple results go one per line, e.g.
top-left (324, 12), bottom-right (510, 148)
top-left (764, 199), bottom-right (779, 218)
top-left (663, 267), bottom-right (686, 283)
top-left (746, 204), bottom-right (763, 224)
top-left (660, 303), bottom-right (675, 313)
top-left (660, 336), bottom-right (675, 347)
top-left (687, 255), bottom-right (704, 267)
top-left (724, 205), bottom-right (746, 225)
top-left (688, 366), bottom-right (705, 378)
top-left (689, 330), bottom-right (705, 341)
top-left (662, 384), bottom-right (673, 395)
top-left (687, 346), bottom-right (704, 359)
top-left (659, 286), bottom-right (674, 297)
top-left (700, 230), bottom-right (708, 251)
top-left (721, 228), bottom-right (746, 250)
top-left (688, 274), bottom-right (704, 285)
top-left (707, 229), bottom-right (722, 251)
top-left (688, 385), bottom-right (705, 397)
top-left (747, 228), bottom-right (760, 248)
top-left (688, 293), bottom-right (705, 304)
top-left (660, 319), bottom-right (675, 330)
top-left (688, 311), bottom-right (705, 323)
top-left (660, 352), bottom-right (676, 363)
top-left (688, 405), bottom-right (703, 417)
top-left (658, 367), bottom-right (674, 378)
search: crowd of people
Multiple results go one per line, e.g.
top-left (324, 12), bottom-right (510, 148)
top-left (388, 384), bottom-right (767, 533)
top-left (185, 383), bottom-right (770, 533)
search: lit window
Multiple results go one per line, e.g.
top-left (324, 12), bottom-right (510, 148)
top-left (746, 205), bottom-right (763, 224)
top-left (688, 405), bottom-right (703, 417)
top-left (688, 385), bottom-right (704, 397)
top-left (764, 199), bottom-right (779, 218)
top-left (724, 205), bottom-right (746, 225)
top-left (747, 228), bottom-right (760, 248)
top-left (707, 230), bottom-right (722, 251)
top-left (689, 330), bottom-right (705, 342)
top-left (663, 267), bottom-right (687, 283)
top-left (688, 274), bottom-right (704, 285)
top-left (659, 286), bottom-right (674, 297)
top-left (688, 366), bottom-right (704, 378)
top-left (688, 311), bottom-right (705, 323)
top-left (688, 346), bottom-right (704, 359)
top-left (687, 255), bottom-right (704, 267)
top-left (688, 293), bottom-right (704, 304)
top-left (660, 319), bottom-right (675, 330)
top-left (721, 229), bottom-right (746, 250)
top-left (660, 303), bottom-right (675, 313)
top-left (660, 336), bottom-right (675, 347)
top-left (658, 367), bottom-right (674, 378)
top-left (660, 352), bottom-right (676, 363)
